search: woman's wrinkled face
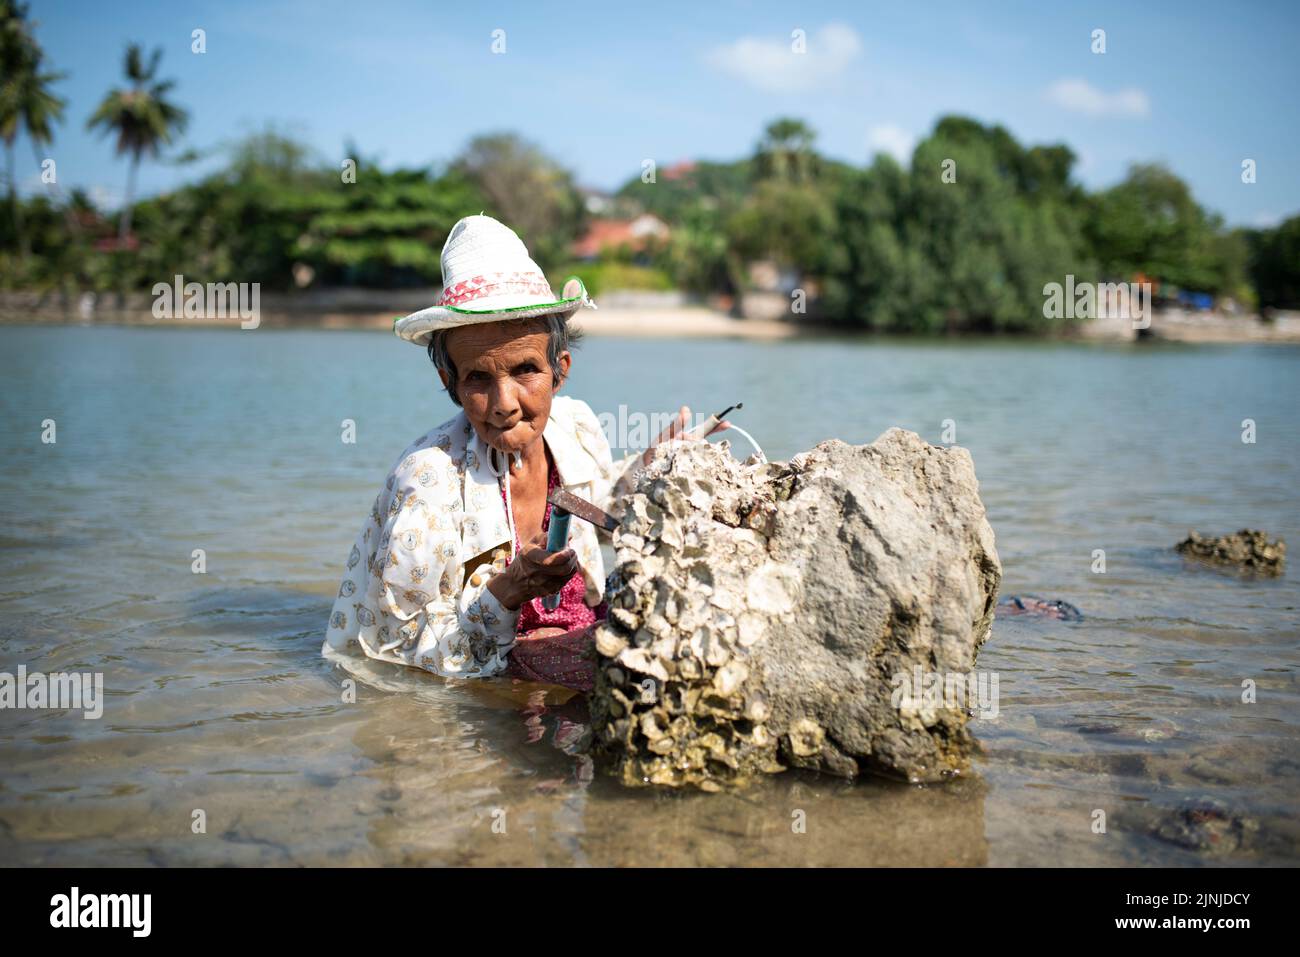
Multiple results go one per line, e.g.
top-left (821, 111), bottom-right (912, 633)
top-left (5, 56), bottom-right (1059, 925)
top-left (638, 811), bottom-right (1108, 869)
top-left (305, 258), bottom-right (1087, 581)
top-left (441, 320), bottom-right (570, 456)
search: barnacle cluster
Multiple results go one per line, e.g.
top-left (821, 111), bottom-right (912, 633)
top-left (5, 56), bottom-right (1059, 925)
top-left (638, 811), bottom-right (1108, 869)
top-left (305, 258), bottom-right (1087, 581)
top-left (589, 440), bottom-right (792, 790)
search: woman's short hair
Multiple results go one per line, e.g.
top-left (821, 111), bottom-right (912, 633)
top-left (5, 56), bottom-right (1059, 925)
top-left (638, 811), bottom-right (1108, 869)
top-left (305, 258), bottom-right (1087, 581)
top-left (426, 314), bottom-right (583, 407)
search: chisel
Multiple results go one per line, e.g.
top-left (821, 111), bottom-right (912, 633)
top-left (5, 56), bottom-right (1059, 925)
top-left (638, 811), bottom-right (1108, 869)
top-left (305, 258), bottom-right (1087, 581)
top-left (683, 401), bottom-right (742, 440)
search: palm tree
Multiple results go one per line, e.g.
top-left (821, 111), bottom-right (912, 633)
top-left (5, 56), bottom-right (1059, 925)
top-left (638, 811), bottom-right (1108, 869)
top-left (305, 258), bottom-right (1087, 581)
top-left (87, 43), bottom-right (189, 241)
top-left (754, 117), bottom-right (820, 184)
top-left (0, 0), bottom-right (64, 257)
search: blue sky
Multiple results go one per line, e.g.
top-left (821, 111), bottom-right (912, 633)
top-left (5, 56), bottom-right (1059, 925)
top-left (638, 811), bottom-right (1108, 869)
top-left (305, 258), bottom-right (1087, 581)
top-left (23, 0), bottom-right (1300, 227)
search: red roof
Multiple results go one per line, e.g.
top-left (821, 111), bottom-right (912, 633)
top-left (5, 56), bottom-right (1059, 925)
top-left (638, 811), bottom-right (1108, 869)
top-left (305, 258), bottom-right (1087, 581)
top-left (662, 161), bottom-right (697, 181)
top-left (571, 217), bottom-right (668, 259)
top-left (93, 234), bottom-right (140, 253)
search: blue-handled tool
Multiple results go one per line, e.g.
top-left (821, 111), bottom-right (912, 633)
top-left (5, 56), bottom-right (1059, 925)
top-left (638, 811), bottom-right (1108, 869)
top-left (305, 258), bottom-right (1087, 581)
top-left (541, 507), bottom-right (572, 610)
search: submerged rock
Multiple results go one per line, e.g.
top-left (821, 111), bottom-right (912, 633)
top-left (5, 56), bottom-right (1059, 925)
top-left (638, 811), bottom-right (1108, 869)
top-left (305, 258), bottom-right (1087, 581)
top-left (996, 595), bottom-right (1083, 621)
top-left (1175, 529), bottom-right (1285, 575)
top-left (589, 428), bottom-right (1002, 789)
top-left (1153, 797), bottom-right (1258, 856)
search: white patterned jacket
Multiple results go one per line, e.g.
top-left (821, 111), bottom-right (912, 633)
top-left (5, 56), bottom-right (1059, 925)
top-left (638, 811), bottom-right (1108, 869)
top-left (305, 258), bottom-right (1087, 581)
top-left (322, 396), bottom-right (641, 678)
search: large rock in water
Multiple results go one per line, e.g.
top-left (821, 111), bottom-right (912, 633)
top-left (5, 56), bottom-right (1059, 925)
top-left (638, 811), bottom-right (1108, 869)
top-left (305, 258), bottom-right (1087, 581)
top-left (589, 429), bottom-right (1002, 790)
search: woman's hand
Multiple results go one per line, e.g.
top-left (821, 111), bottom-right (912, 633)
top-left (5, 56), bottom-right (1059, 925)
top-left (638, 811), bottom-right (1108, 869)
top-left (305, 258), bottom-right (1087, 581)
top-left (486, 532), bottom-right (582, 610)
top-left (640, 405), bottom-right (731, 466)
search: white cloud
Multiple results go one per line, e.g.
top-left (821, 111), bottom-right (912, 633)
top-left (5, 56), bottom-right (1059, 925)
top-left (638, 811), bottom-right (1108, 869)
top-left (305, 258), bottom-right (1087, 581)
top-left (1251, 210), bottom-right (1282, 229)
top-left (866, 124), bottom-right (916, 162)
top-left (706, 23), bottom-right (862, 93)
top-left (88, 184), bottom-right (125, 212)
top-left (1045, 78), bottom-right (1150, 117)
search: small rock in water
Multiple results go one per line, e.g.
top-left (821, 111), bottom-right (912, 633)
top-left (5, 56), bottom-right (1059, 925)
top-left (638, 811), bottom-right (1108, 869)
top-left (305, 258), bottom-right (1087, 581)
top-left (1153, 797), bottom-right (1258, 855)
top-left (1175, 528), bottom-right (1285, 575)
top-left (1184, 757), bottom-right (1235, 785)
top-left (588, 428), bottom-right (1002, 790)
top-left (996, 595), bottom-right (1083, 621)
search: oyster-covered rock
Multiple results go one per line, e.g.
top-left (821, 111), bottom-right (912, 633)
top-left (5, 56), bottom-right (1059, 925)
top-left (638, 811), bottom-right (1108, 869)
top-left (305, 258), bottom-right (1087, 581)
top-left (1175, 528), bottom-right (1285, 575)
top-left (589, 428), bottom-right (1002, 789)
top-left (1152, 797), bottom-right (1259, 855)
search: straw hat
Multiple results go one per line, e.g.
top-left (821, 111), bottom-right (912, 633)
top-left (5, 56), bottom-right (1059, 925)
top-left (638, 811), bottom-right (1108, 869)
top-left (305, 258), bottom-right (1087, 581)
top-left (393, 214), bottom-right (595, 347)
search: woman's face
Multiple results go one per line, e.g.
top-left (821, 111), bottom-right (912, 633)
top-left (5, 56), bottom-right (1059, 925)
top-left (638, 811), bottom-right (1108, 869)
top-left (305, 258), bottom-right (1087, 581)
top-left (441, 319), bottom-right (570, 456)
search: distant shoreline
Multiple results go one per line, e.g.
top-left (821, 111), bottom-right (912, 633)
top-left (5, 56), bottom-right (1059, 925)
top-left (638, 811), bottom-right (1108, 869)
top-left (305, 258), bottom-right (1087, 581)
top-left (2, 290), bottom-right (1298, 343)
top-left (0, 305), bottom-right (809, 341)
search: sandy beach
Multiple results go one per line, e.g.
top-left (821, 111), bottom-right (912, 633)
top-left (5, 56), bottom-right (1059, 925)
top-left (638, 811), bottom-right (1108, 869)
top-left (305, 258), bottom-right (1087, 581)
top-left (0, 289), bottom-right (811, 340)
top-left (2, 289), bottom-right (1298, 343)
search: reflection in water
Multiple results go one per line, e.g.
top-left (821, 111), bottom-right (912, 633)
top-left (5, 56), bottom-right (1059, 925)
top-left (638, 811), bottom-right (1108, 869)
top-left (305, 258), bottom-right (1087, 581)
top-left (0, 327), bottom-right (1297, 865)
top-left (325, 641), bottom-right (994, 867)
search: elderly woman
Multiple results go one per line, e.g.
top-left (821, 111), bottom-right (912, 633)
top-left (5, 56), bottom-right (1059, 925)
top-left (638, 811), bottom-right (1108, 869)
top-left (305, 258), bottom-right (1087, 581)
top-left (323, 215), bottom-right (723, 692)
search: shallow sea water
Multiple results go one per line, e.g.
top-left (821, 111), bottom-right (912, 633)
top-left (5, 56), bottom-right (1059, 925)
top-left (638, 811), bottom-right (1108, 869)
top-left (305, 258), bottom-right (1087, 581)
top-left (1, 325), bottom-right (1296, 866)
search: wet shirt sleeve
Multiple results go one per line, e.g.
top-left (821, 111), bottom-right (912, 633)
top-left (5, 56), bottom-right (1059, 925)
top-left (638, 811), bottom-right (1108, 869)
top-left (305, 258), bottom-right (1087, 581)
top-left (323, 454), bottom-right (519, 678)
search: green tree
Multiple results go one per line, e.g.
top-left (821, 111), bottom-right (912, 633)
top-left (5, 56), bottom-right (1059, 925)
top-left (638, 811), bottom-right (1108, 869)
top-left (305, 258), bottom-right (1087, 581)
top-left (1246, 215), bottom-right (1300, 311)
top-left (452, 133), bottom-right (584, 270)
top-left (1209, 227), bottom-right (1254, 308)
top-left (821, 154), bottom-right (938, 330)
top-left (116, 130), bottom-right (490, 291)
top-left (660, 198), bottom-right (738, 295)
top-left (293, 165), bottom-right (486, 288)
top-left (86, 43), bottom-right (189, 240)
top-left (727, 179), bottom-right (836, 277)
top-left (822, 116), bottom-right (1090, 333)
top-left (0, 0), bottom-right (65, 259)
top-left (616, 158), bottom-right (754, 223)
top-left (754, 117), bottom-right (820, 184)
top-left (1084, 163), bottom-right (1223, 290)
top-left (728, 119), bottom-right (842, 295)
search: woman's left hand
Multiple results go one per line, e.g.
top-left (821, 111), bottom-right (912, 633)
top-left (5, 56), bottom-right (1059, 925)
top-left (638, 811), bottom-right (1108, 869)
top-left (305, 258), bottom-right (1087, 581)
top-left (641, 405), bottom-right (731, 466)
